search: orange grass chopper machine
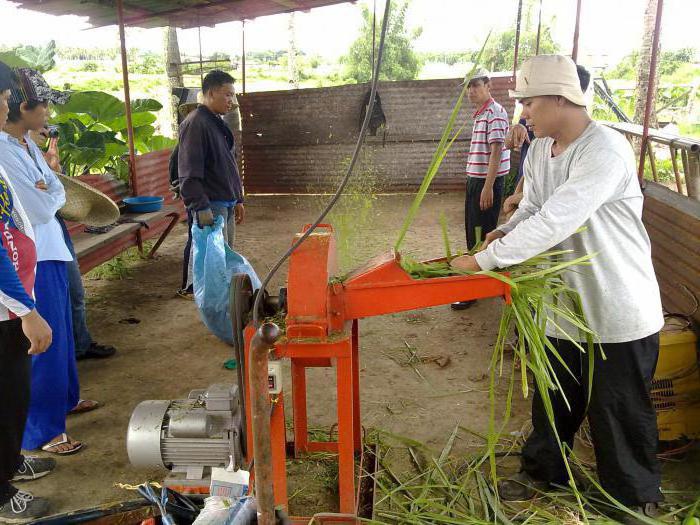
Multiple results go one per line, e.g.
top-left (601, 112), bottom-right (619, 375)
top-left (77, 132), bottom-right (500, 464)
top-left (235, 224), bottom-right (512, 521)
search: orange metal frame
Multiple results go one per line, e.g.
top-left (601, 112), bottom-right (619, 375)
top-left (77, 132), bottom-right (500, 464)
top-left (242, 225), bottom-right (511, 518)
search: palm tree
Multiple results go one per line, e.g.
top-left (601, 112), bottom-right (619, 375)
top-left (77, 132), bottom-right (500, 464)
top-left (164, 26), bottom-right (183, 135)
top-left (287, 13), bottom-right (300, 89)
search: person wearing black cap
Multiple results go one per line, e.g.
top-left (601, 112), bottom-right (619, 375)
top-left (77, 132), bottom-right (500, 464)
top-left (0, 60), bottom-right (53, 523)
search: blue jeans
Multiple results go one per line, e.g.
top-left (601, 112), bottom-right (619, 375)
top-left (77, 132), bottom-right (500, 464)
top-left (210, 204), bottom-right (236, 247)
top-left (57, 217), bottom-right (93, 356)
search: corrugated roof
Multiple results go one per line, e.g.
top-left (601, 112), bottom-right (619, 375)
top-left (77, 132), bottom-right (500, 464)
top-left (14, 0), bottom-right (355, 29)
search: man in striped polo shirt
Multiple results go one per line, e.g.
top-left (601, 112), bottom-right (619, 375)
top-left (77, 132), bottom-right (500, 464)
top-left (453, 70), bottom-right (510, 310)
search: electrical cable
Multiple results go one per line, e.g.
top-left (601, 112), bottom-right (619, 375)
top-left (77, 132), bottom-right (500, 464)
top-left (252, 0), bottom-right (392, 327)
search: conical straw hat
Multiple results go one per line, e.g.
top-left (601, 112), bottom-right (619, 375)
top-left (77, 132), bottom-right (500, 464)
top-left (57, 174), bottom-right (120, 227)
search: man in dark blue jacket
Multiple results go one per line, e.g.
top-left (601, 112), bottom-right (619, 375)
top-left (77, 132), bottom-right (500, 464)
top-left (178, 70), bottom-right (244, 248)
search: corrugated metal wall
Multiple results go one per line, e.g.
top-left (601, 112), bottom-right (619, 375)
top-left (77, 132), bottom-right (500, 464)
top-left (239, 76), bottom-right (516, 193)
top-left (133, 148), bottom-right (180, 208)
top-left (642, 183), bottom-right (700, 324)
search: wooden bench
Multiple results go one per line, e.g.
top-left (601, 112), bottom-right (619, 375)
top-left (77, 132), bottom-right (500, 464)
top-left (66, 149), bottom-right (185, 274)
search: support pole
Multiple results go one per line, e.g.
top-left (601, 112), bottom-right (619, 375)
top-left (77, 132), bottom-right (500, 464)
top-left (242, 20), bottom-right (247, 94)
top-left (249, 323), bottom-right (280, 525)
top-left (637, 0), bottom-right (664, 186)
top-left (116, 0), bottom-right (138, 194)
top-left (686, 152), bottom-right (700, 200)
top-left (198, 23), bottom-right (204, 85)
top-left (535, 0), bottom-right (543, 55)
top-left (571, 0), bottom-right (582, 62)
top-left (371, 0), bottom-right (377, 72)
top-left (512, 0), bottom-right (523, 80)
top-left (669, 147), bottom-right (684, 194)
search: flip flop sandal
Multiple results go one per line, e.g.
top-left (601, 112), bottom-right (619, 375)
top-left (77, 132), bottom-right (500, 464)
top-left (41, 433), bottom-right (83, 455)
top-left (68, 399), bottom-right (101, 415)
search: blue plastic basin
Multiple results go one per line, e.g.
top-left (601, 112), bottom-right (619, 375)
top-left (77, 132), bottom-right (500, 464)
top-left (123, 196), bottom-right (164, 213)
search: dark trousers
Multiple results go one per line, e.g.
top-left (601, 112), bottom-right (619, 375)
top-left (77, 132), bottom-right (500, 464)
top-left (0, 319), bottom-right (30, 505)
top-left (57, 216), bottom-right (93, 356)
top-left (181, 209), bottom-right (194, 291)
top-left (522, 333), bottom-right (662, 506)
top-left (465, 176), bottom-right (504, 250)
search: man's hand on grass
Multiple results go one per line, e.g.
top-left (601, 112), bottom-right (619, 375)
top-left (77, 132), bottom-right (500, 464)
top-left (450, 255), bottom-right (481, 272)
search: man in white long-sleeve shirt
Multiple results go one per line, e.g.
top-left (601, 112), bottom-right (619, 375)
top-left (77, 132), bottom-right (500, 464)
top-left (452, 55), bottom-right (664, 523)
top-left (0, 67), bottom-right (96, 456)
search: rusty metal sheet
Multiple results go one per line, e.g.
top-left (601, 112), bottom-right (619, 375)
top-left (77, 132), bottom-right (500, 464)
top-left (15, 0), bottom-right (354, 29)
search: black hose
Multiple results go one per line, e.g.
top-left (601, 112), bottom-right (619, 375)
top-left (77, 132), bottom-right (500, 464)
top-left (252, 0), bottom-right (392, 327)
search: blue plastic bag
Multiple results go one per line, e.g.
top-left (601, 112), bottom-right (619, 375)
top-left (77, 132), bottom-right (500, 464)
top-left (191, 216), bottom-right (261, 345)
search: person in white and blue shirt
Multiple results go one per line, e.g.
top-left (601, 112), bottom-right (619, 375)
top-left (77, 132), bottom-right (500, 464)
top-left (0, 60), bottom-right (54, 524)
top-left (0, 67), bottom-right (96, 457)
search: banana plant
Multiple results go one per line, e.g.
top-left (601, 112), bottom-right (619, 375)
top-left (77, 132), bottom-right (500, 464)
top-left (0, 41), bottom-right (56, 72)
top-left (52, 90), bottom-right (176, 179)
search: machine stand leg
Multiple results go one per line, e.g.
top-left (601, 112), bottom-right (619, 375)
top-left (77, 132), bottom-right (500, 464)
top-left (291, 361), bottom-right (309, 455)
top-left (351, 321), bottom-right (362, 452)
top-left (271, 394), bottom-right (288, 509)
top-left (336, 355), bottom-right (356, 514)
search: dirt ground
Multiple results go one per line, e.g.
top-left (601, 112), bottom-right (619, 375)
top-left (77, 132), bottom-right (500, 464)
top-left (26, 194), bottom-right (700, 517)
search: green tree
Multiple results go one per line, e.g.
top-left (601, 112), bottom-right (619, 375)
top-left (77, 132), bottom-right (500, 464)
top-left (129, 52), bottom-right (165, 74)
top-left (477, 25), bottom-right (559, 73)
top-left (209, 51), bottom-right (231, 62)
top-left (608, 47), bottom-right (696, 80)
top-left (341, 0), bottom-right (423, 83)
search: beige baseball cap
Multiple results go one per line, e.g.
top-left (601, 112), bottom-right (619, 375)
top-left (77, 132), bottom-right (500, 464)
top-left (509, 55), bottom-right (586, 106)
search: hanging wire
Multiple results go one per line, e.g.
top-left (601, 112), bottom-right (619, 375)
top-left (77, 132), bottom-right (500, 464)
top-left (252, 0), bottom-right (393, 326)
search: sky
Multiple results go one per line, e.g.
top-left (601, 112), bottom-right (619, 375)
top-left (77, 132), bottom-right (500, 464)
top-left (0, 0), bottom-right (698, 69)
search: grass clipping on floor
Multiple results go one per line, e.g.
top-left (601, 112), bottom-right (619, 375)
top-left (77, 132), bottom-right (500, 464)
top-left (369, 427), bottom-right (700, 525)
top-left (377, 238), bottom-right (694, 524)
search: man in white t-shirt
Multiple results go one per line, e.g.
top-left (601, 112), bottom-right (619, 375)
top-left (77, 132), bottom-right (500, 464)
top-left (451, 55), bottom-right (664, 524)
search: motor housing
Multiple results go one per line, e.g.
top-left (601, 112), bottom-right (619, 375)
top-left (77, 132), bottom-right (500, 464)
top-left (127, 383), bottom-right (244, 477)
